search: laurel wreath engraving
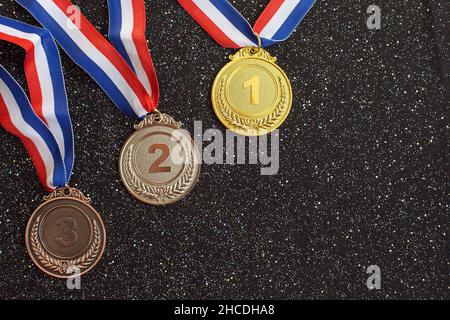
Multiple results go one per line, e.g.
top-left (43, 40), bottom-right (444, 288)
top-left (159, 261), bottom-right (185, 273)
top-left (30, 216), bottom-right (101, 275)
top-left (217, 76), bottom-right (287, 133)
top-left (123, 145), bottom-right (195, 203)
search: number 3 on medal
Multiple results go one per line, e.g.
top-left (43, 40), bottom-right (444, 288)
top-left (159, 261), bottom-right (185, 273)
top-left (244, 76), bottom-right (260, 105)
top-left (55, 217), bottom-right (78, 247)
top-left (148, 144), bottom-right (171, 174)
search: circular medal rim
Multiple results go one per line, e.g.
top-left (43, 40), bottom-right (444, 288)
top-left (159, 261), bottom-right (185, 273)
top-left (119, 123), bottom-right (201, 206)
top-left (25, 196), bottom-right (106, 279)
top-left (211, 55), bottom-right (293, 136)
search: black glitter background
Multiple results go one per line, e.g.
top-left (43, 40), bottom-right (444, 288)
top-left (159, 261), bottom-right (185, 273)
top-left (0, 0), bottom-right (448, 300)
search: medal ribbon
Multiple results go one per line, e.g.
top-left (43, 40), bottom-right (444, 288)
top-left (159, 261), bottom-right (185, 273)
top-left (16, 0), bottom-right (159, 119)
top-left (0, 16), bottom-right (73, 191)
top-left (177, 0), bottom-right (316, 48)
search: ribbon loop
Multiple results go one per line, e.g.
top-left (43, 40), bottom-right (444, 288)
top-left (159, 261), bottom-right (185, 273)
top-left (0, 16), bottom-right (72, 190)
top-left (177, 0), bottom-right (316, 48)
top-left (108, 0), bottom-right (159, 107)
top-left (17, 0), bottom-right (159, 119)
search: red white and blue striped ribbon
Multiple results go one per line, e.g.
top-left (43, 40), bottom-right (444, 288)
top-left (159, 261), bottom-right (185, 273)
top-left (16, 0), bottom-right (159, 119)
top-left (177, 0), bottom-right (316, 48)
top-left (0, 16), bottom-right (73, 191)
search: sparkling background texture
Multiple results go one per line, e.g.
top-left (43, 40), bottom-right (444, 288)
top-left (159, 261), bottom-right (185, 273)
top-left (0, 0), bottom-right (448, 299)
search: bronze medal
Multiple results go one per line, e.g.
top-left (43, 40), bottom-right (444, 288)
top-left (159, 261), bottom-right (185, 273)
top-left (25, 187), bottom-right (106, 278)
top-left (119, 112), bottom-right (201, 205)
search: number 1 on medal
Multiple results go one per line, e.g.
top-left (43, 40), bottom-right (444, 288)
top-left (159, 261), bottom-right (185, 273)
top-left (244, 75), bottom-right (260, 105)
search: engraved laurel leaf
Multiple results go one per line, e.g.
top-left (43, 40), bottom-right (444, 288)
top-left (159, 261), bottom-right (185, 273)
top-left (123, 145), bottom-right (195, 203)
top-left (216, 76), bottom-right (287, 134)
top-left (30, 216), bottom-right (101, 275)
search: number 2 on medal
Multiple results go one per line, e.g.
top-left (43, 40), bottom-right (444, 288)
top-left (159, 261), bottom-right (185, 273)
top-left (244, 76), bottom-right (260, 105)
top-left (148, 144), bottom-right (171, 174)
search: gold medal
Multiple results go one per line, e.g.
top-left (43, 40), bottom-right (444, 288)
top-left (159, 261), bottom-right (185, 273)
top-left (25, 186), bottom-right (106, 278)
top-left (212, 45), bottom-right (293, 136)
top-left (119, 111), bottom-right (201, 205)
